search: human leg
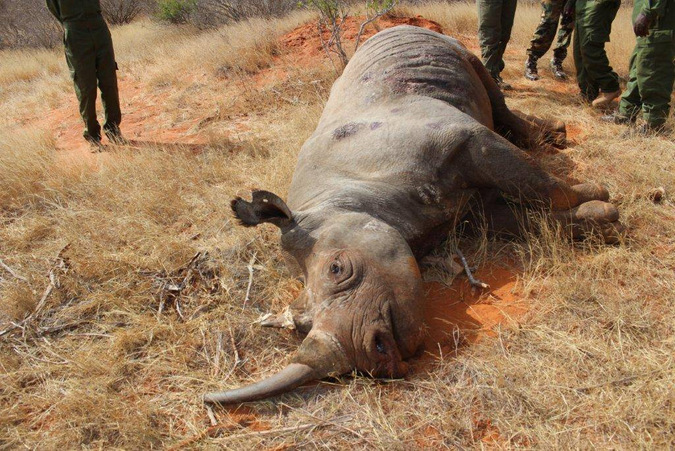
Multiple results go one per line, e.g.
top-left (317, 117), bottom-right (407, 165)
top-left (477, 0), bottom-right (505, 78)
top-left (94, 26), bottom-right (123, 141)
top-left (636, 40), bottom-right (675, 128)
top-left (617, 45), bottom-right (643, 120)
top-left (64, 26), bottom-right (101, 142)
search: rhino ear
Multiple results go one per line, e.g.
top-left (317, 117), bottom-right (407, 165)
top-left (231, 190), bottom-right (293, 228)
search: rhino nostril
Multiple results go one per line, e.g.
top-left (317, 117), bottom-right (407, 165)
top-left (375, 335), bottom-right (386, 354)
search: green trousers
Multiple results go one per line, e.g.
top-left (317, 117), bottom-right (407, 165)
top-left (63, 17), bottom-right (121, 142)
top-left (573, 0), bottom-right (621, 100)
top-left (478, 0), bottom-right (518, 77)
top-left (527, 0), bottom-right (575, 61)
top-left (618, 6), bottom-right (675, 127)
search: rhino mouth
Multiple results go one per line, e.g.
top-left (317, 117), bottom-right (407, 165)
top-left (365, 328), bottom-right (407, 378)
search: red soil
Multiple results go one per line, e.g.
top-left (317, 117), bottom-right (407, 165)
top-left (418, 263), bottom-right (525, 360)
top-left (280, 14), bottom-right (443, 62)
top-left (566, 123), bottom-right (586, 144)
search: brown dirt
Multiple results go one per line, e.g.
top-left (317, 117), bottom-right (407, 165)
top-left (419, 263), bottom-right (525, 360)
top-left (280, 14), bottom-right (443, 63)
top-left (566, 123), bottom-right (586, 144)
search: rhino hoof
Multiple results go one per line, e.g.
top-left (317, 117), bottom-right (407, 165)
top-left (572, 183), bottom-right (610, 204)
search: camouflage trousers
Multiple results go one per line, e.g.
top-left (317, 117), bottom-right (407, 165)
top-left (526, 0), bottom-right (574, 61)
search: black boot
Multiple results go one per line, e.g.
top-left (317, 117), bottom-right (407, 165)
top-left (550, 58), bottom-right (567, 80)
top-left (85, 135), bottom-right (104, 152)
top-left (524, 56), bottom-right (539, 81)
top-left (601, 111), bottom-right (634, 125)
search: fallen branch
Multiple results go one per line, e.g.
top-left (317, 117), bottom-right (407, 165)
top-left (175, 298), bottom-right (184, 320)
top-left (205, 405), bottom-right (218, 427)
top-left (221, 326), bottom-right (244, 381)
top-left (34, 266), bottom-right (59, 317)
top-left (455, 249), bottom-right (489, 289)
top-left (220, 415), bottom-right (351, 441)
top-left (37, 320), bottom-right (89, 336)
top-left (228, 327), bottom-right (240, 364)
top-left (574, 369), bottom-right (662, 393)
top-left (213, 330), bottom-right (224, 376)
top-left (0, 245), bottom-right (69, 338)
top-left (156, 251), bottom-right (204, 320)
top-left (242, 253), bottom-right (256, 309)
top-left (0, 321), bottom-right (23, 338)
top-left (157, 298), bottom-right (165, 320)
top-left (0, 258), bottom-right (28, 283)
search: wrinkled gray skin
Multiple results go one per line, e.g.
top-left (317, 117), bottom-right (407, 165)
top-left (204, 26), bottom-right (622, 405)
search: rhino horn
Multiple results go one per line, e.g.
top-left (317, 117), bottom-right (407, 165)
top-left (203, 331), bottom-right (350, 405)
top-left (203, 362), bottom-right (316, 405)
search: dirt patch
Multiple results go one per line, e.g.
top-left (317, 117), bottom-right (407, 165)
top-left (565, 123), bottom-right (586, 144)
top-left (419, 263), bottom-right (525, 360)
top-left (280, 14), bottom-right (443, 62)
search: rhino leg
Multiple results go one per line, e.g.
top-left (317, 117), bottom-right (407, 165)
top-left (463, 189), bottom-right (525, 239)
top-left (463, 50), bottom-right (566, 149)
top-left (465, 189), bottom-right (624, 243)
top-left (460, 128), bottom-right (623, 243)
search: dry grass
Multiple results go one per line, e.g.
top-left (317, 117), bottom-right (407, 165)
top-left (1, 2), bottom-right (674, 449)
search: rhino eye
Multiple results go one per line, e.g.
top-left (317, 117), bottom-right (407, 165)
top-left (330, 262), bottom-right (342, 274)
top-left (327, 254), bottom-right (354, 285)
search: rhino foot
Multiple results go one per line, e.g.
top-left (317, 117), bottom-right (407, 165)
top-left (540, 119), bottom-right (566, 148)
top-left (504, 110), bottom-right (567, 149)
top-left (571, 183), bottom-right (610, 204)
top-left (552, 200), bottom-right (625, 244)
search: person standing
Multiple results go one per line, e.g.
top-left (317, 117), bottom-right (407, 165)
top-left (46, 0), bottom-right (125, 148)
top-left (604, 0), bottom-right (674, 134)
top-left (525, 0), bottom-right (576, 81)
top-left (477, 0), bottom-right (518, 90)
top-left (573, 0), bottom-right (622, 108)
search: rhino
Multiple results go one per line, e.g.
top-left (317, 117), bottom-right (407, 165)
top-left (204, 26), bottom-right (622, 404)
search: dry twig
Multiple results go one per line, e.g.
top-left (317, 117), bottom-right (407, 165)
top-left (221, 326), bottom-right (245, 381)
top-left (455, 249), bottom-right (489, 289)
top-left (242, 252), bottom-right (256, 309)
top-left (205, 405), bottom-right (218, 427)
top-left (0, 245), bottom-right (69, 338)
top-left (0, 258), bottom-right (28, 283)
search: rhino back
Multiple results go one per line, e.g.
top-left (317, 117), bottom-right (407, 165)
top-left (319, 25), bottom-right (492, 129)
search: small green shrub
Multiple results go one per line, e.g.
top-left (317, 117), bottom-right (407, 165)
top-left (156, 0), bottom-right (197, 24)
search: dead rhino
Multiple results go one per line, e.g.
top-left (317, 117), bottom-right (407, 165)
top-left (204, 26), bottom-right (622, 404)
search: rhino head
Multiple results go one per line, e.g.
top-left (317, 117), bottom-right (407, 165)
top-left (204, 190), bottom-right (425, 404)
